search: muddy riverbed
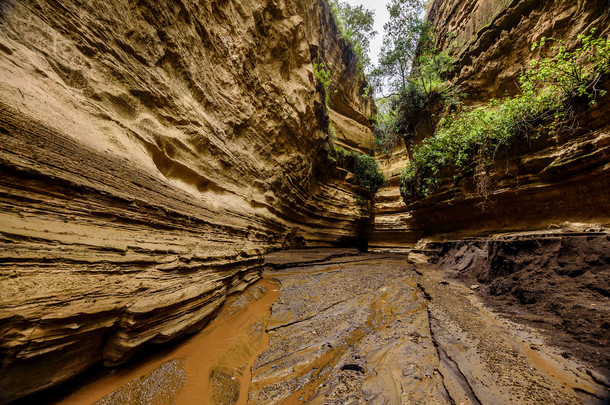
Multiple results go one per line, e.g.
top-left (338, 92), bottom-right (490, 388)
top-left (43, 249), bottom-right (608, 404)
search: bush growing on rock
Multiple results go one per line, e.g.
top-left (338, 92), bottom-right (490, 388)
top-left (334, 146), bottom-right (387, 195)
top-left (356, 154), bottom-right (388, 195)
top-left (399, 29), bottom-right (610, 200)
top-left (369, 0), bottom-right (463, 153)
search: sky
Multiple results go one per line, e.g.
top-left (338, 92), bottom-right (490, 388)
top-left (343, 0), bottom-right (390, 67)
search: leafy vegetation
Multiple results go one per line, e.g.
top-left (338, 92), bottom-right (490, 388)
top-left (399, 30), bottom-right (610, 200)
top-left (356, 154), bottom-right (388, 194)
top-left (334, 146), bottom-right (387, 195)
top-left (314, 62), bottom-right (336, 105)
top-left (392, 51), bottom-right (463, 146)
top-left (373, 95), bottom-right (401, 152)
top-left (369, 0), bottom-right (462, 152)
top-left (329, 0), bottom-right (377, 74)
top-left (371, 0), bottom-right (432, 93)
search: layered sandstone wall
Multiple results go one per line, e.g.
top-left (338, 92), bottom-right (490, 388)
top-left (428, 0), bottom-right (610, 101)
top-left (0, 0), bottom-right (374, 401)
top-left (416, 0), bottom-right (610, 237)
top-left (370, 0), bottom-right (610, 246)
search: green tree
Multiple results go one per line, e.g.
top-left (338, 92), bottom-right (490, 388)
top-left (372, 0), bottom-right (431, 93)
top-left (330, 0), bottom-right (377, 74)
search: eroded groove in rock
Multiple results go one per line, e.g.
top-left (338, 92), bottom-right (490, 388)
top-left (418, 263), bottom-right (608, 405)
top-left (0, 0), bottom-right (376, 401)
top-left (250, 252), bottom-right (448, 404)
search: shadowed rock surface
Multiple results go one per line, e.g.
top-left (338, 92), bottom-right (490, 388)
top-left (427, 232), bottom-right (610, 381)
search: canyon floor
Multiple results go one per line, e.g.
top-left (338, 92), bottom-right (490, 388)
top-left (42, 249), bottom-right (608, 405)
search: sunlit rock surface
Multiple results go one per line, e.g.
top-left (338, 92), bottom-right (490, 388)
top-left (0, 0), bottom-right (374, 401)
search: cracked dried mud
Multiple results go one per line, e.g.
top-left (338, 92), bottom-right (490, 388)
top-left (42, 249), bottom-right (608, 404)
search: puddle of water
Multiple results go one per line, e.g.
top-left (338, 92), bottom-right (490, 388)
top-left (56, 278), bottom-right (279, 405)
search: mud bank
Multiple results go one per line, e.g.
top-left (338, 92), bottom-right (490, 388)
top-left (34, 279), bottom-right (278, 405)
top-left (426, 232), bottom-right (610, 383)
top-left (27, 249), bottom-right (608, 404)
top-left (252, 249), bottom-right (608, 404)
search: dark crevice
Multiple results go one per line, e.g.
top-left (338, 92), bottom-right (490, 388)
top-left (340, 363), bottom-right (364, 373)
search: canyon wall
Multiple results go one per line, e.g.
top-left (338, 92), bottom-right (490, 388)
top-left (415, 0), bottom-right (610, 236)
top-left (0, 0), bottom-right (374, 401)
top-left (375, 0), bottom-right (610, 380)
top-left (371, 0), bottom-right (610, 245)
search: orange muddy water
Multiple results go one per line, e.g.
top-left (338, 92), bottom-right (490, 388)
top-left (56, 279), bottom-right (279, 405)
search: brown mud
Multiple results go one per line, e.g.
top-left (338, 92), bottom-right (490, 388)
top-left (39, 249), bottom-right (608, 404)
top-left (53, 279), bottom-right (278, 405)
top-left (429, 234), bottom-right (610, 382)
top-left (251, 249), bottom-right (609, 404)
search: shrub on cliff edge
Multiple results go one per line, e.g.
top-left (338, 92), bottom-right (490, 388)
top-left (334, 146), bottom-right (387, 195)
top-left (399, 29), bottom-right (610, 200)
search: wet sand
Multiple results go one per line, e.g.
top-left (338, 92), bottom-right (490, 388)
top-left (52, 249), bottom-right (608, 404)
top-left (56, 279), bottom-right (278, 405)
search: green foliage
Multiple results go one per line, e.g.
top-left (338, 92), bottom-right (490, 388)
top-left (329, 0), bottom-right (377, 74)
top-left (334, 145), bottom-right (387, 195)
top-left (399, 30), bottom-right (610, 200)
top-left (410, 52), bottom-right (454, 96)
top-left (373, 95), bottom-right (401, 153)
top-left (396, 52), bottom-right (463, 143)
top-left (356, 195), bottom-right (369, 206)
top-left (371, 0), bottom-right (431, 93)
top-left (370, 0), bottom-right (462, 152)
top-left (526, 29), bottom-right (610, 105)
top-left (314, 62), bottom-right (336, 105)
top-left (356, 154), bottom-right (388, 195)
top-left (374, 51), bottom-right (462, 151)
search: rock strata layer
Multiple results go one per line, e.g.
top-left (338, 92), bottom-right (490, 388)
top-left (0, 0), bottom-right (374, 401)
top-left (371, 0), bottom-right (610, 244)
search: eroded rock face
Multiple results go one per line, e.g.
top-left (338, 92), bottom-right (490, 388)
top-left (426, 233), bottom-right (610, 381)
top-left (0, 0), bottom-right (374, 401)
top-left (370, 0), bottom-right (610, 244)
top-left (428, 0), bottom-right (610, 101)
top-left (407, 0), bottom-right (610, 236)
top-left (370, 146), bottom-right (423, 248)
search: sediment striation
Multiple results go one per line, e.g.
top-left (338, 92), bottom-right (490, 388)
top-left (371, 0), bottom-right (610, 246)
top-left (0, 0), bottom-right (374, 401)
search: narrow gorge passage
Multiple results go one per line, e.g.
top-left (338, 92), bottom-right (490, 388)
top-left (47, 249), bottom-right (608, 405)
top-left (1, 0), bottom-right (609, 403)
